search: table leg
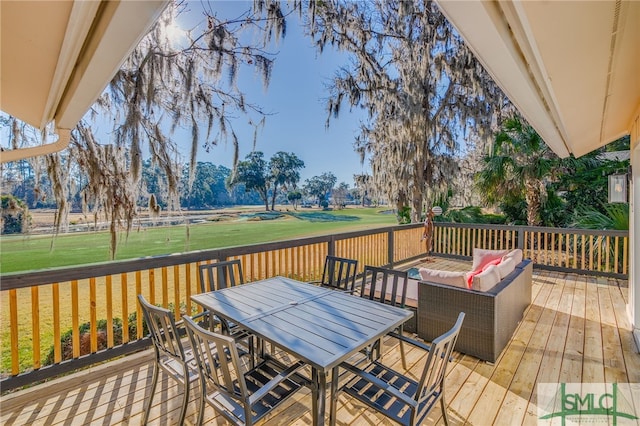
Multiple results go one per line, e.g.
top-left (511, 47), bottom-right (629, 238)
top-left (311, 367), bottom-right (327, 426)
top-left (329, 366), bottom-right (338, 426)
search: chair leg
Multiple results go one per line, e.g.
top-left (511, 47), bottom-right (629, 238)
top-left (142, 357), bottom-right (160, 426)
top-left (398, 325), bottom-right (407, 370)
top-left (178, 373), bottom-right (190, 426)
top-left (196, 377), bottom-right (206, 426)
top-left (441, 395), bottom-right (450, 426)
top-left (399, 338), bottom-right (407, 370)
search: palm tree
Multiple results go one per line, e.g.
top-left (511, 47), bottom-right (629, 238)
top-left (476, 116), bottom-right (557, 226)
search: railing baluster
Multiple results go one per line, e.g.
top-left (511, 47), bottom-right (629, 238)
top-left (605, 236), bottom-right (611, 272)
top-left (9, 289), bottom-right (18, 375)
top-left (614, 237), bottom-right (620, 274)
top-left (90, 277), bottom-right (97, 353)
top-left (173, 265), bottom-right (180, 320)
top-left (135, 272), bottom-right (142, 339)
top-left (53, 283), bottom-right (61, 363)
top-left (148, 269), bottom-right (156, 305)
top-left (106, 275), bottom-right (113, 348)
top-left (623, 238), bottom-right (628, 275)
top-left (185, 263), bottom-right (193, 315)
top-left (71, 280), bottom-right (79, 358)
top-left (31, 286), bottom-right (40, 369)
top-left (580, 235), bottom-right (585, 270)
top-left (589, 235), bottom-right (594, 271)
top-left (121, 274), bottom-right (129, 343)
top-left (161, 267), bottom-right (169, 309)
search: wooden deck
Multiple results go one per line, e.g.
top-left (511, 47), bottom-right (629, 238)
top-left (2, 258), bottom-right (638, 425)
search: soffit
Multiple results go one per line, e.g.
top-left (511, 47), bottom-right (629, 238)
top-left (437, 0), bottom-right (640, 158)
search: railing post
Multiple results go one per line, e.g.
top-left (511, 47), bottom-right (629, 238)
top-left (327, 237), bottom-right (335, 257)
top-left (388, 229), bottom-right (395, 267)
top-left (517, 227), bottom-right (525, 250)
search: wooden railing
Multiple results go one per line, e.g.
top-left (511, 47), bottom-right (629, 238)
top-left (432, 223), bottom-right (629, 275)
top-left (0, 222), bottom-right (627, 390)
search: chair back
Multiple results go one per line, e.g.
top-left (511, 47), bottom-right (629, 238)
top-left (137, 294), bottom-right (186, 362)
top-left (183, 315), bottom-right (250, 405)
top-left (199, 259), bottom-right (244, 293)
top-left (320, 255), bottom-right (358, 292)
top-left (416, 312), bottom-right (465, 404)
top-left (360, 265), bottom-right (408, 308)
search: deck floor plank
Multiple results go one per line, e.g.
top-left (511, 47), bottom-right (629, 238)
top-left (2, 262), bottom-right (637, 426)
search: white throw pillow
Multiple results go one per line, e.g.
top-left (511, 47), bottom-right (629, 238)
top-left (496, 257), bottom-right (517, 279)
top-left (419, 268), bottom-right (467, 288)
top-left (471, 248), bottom-right (509, 272)
top-left (471, 264), bottom-right (501, 291)
top-left (502, 248), bottom-right (523, 265)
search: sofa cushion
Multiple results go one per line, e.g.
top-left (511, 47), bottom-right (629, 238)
top-left (503, 248), bottom-right (523, 265)
top-left (471, 264), bottom-right (501, 291)
top-left (363, 277), bottom-right (418, 306)
top-left (467, 257), bottom-right (503, 287)
top-left (419, 268), bottom-right (467, 288)
top-left (496, 257), bottom-right (517, 279)
top-left (471, 248), bottom-right (509, 272)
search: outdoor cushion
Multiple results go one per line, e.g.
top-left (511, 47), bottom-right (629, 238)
top-left (471, 264), bottom-right (501, 291)
top-left (503, 248), bottom-right (523, 265)
top-left (471, 248), bottom-right (509, 272)
top-left (467, 257), bottom-right (502, 287)
top-left (496, 256), bottom-right (517, 279)
top-left (363, 276), bottom-right (418, 304)
top-left (419, 268), bottom-right (467, 288)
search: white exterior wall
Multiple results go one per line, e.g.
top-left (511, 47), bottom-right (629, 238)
top-left (629, 108), bottom-right (640, 352)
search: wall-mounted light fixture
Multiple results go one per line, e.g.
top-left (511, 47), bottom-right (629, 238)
top-left (608, 173), bottom-right (628, 203)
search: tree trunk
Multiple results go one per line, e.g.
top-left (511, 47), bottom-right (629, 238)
top-left (524, 178), bottom-right (543, 226)
top-left (411, 185), bottom-right (423, 223)
top-left (270, 185), bottom-right (278, 211)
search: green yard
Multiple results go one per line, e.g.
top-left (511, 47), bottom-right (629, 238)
top-left (0, 207), bottom-right (396, 273)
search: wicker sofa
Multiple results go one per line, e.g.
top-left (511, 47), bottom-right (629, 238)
top-left (415, 255), bottom-right (532, 363)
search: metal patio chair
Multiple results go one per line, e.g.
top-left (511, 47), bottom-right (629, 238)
top-left (358, 265), bottom-right (410, 368)
top-left (183, 315), bottom-right (311, 426)
top-left (198, 259), bottom-right (256, 359)
top-left (330, 312), bottom-right (465, 426)
top-left (137, 294), bottom-right (199, 426)
top-left (311, 255), bottom-right (358, 293)
top-left (198, 259), bottom-right (245, 293)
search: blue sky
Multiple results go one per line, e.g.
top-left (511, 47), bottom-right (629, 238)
top-left (178, 1), bottom-right (370, 186)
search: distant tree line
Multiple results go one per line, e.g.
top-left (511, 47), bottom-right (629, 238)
top-left (1, 149), bottom-right (372, 226)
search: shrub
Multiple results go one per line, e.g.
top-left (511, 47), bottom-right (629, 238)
top-left (44, 312), bottom-right (153, 366)
top-left (44, 318), bottom-right (124, 365)
top-left (1, 195), bottom-right (30, 234)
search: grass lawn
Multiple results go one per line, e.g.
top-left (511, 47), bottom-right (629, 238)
top-left (1, 207), bottom-right (396, 274)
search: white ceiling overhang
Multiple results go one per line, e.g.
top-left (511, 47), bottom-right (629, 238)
top-left (0, 0), bottom-right (169, 163)
top-left (436, 0), bottom-right (640, 158)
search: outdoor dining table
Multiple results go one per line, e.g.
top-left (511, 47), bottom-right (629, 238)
top-left (191, 275), bottom-right (413, 426)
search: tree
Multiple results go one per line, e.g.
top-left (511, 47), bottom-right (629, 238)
top-left (179, 162), bottom-right (234, 209)
top-left (228, 152), bottom-right (270, 210)
top-left (476, 116), bottom-right (557, 226)
top-left (303, 172), bottom-right (337, 206)
top-left (6, 1), bottom-right (290, 258)
top-left (268, 152), bottom-right (305, 210)
top-left (287, 191), bottom-right (303, 210)
top-left (305, 0), bottom-right (510, 222)
top-left (1, 195), bottom-right (30, 234)
top-left (554, 136), bottom-right (630, 216)
top-left (332, 182), bottom-right (350, 209)
top-left (353, 174), bottom-right (371, 207)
